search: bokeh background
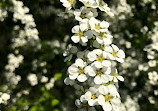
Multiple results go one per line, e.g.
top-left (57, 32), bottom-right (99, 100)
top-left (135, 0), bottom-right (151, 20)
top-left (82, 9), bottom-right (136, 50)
top-left (0, 0), bottom-right (158, 111)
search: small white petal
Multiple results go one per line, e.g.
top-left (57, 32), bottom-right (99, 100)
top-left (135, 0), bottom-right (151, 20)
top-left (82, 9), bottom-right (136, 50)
top-left (88, 99), bottom-right (97, 106)
top-left (102, 102), bottom-right (112, 111)
top-left (89, 87), bottom-right (97, 94)
top-left (85, 66), bottom-right (96, 77)
top-left (94, 76), bottom-right (102, 84)
top-left (117, 50), bottom-right (125, 58)
top-left (111, 44), bottom-right (119, 52)
top-left (69, 73), bottom-right (78, 80)
top-left (85, 91), bottom-right (92, 100)
top-left (75, 58), bottom-right (85, 68)
top-left (80, 24), bottom-right (88, 32)
top-left (77, 74), bottom-right (87, 82)
top-left (104, 46), bottom-right (113, 53)
top-left (98, 85), bottom-right (108, 95)
top-left (81, 37), bottom-right (88, 43)
top-left (98, 95), bottom-right (105, 105)
top-left (94, 61), bottom-right (103, 68)
top-left (111, 98), bottom-right (121, 106)
top-left (93, 49), bottom-right (102, 55)
top-left (88, 52), bottom-right (97, 61)
top-left (72, 25), bottom-right (79, 33)
top-left (101, 75), bottom-right (109, 83)
top-left (116, 58), bottom-right (124, 63)
top-left (68, 64), bottom-right (78, 74)
top-left (102, 60), bottom-right (111, 67)
top-left (117, 76), bottom-right (124, 81)
top-left (71, 36), bottom-right (80, 43)
top-left (100, 21), bottom-right (109, 28)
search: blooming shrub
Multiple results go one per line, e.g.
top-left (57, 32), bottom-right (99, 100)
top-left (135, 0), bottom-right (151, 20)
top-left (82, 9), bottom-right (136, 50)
top-left (0, 0), bottom-right (158, 111)
top-left (60, 0), bottom-right (125, 110)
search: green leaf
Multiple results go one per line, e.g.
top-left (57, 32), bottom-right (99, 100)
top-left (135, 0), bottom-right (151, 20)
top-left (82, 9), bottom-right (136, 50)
top-left (30, 106), bottom-right (38, 111)
top-left (53, 109), bottom-right (60, 111)
top-left (0, 2), bottom-right (2, 8)
top-left (54, 73), bottom-right (62, 80)
top-left (51, 99), bottom-right (59, 107)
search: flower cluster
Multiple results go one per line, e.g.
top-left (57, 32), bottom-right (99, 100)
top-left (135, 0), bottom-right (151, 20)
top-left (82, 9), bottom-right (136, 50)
top-left (5, 53), bottom-right (23, 86)
top-left (1, 0), bottom-right (40, 105)
top-left (61, 0), bottom-right (125, 110)
top-left (0, 93), bottom-right (10, 104)
top-left (119, 96), bottom-right (140, 111)
top-left (0, 8), bottom-right (8, 22)
top-left (111, 0), bottom-right (133, 20)
top-left (141, 21), bottom-right (158, 104)
top-left (11, 0), bottom-right (40, 48)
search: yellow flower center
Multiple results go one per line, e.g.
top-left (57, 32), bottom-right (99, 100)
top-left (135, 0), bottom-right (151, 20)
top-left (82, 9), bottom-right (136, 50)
top-left (95, 25), bottom-right (100, 30)
top-left (113, 72), bottom-right (118, 77)
top-left (99, 32), bottom-right (105, 39)
top-left (99, 45), bottom-right (104, 50)
top-left (112, 51), bottom-right (117, 57)
top-left (105, 95), bottom-right (110, 101)
top-left (103, 83), bottom-right (107, 86)
top-left (96, 70), bottom-right (102, 76)
top-left (99, 1), bottom-right (103, 8)
top-left (88, 23), bottom-right (91, 28)
top-left (83, 57), bottom-right (87, 62)
top-left (81, 14), bottom-right (86, 19)
top-left (78, 68), bottom-right (84, 74)
top-left (152, 74), bottom-right (156, 78)
top-left (97, 56), bottom-right (103, 62)
top-left (91, 94), bottom-right (96, 100)
top-left (68, 0), bottom-right (74, 5)
top-left (78, 32), bottom-right (83, 37)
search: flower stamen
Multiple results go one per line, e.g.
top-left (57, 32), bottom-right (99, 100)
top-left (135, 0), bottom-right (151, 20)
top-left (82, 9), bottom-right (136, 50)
top-left (91, 94), bottom-right (96, 100)
top-left (78, 68), bottom-right (84, 74)
top-left (97, 56), bottom-right (103, 62)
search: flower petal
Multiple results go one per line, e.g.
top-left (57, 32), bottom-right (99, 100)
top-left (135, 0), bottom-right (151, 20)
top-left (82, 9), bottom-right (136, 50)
top-left (77, 74), bottom-right (87, 82)
top-left (117, 76), bottom-right (124, 81)
top-left (71, 36), bottom-right (80, 43)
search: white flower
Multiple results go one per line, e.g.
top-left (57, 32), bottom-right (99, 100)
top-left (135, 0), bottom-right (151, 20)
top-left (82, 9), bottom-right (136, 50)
top-left (84, 87), bottom-right (99, 106)
top-left (96, 0), bottom-right (114, 16)
top-left (108, 67), bottom-right (124, 82)
top-left (27, 73), bottom-right (38, 86)
top-left (98, 85), bottom-right (121, 111)
top-left (148, 60), bottom-right (157, 67)
top-left (1, 93), bottom-right (10, 101)
top-left (148, 96), bottom-right (155, 104)
top-left (105, 44), bottom-right (125, 63)
top-left (79, 18), bottom-right (90, 30)
top-left (40, 76), bottom-right (48, 83)
top-left (93, 39), bottom-right (112, 51)
top-left (148, 71), bottom-right (158, 81)
top-left (93, 40), bottom-right (105, 50)
top-left (87, 49), bottom-right (111, 68)
top-left (76, 98), bottom-right (96, 111)
top-left (74, 6), bottom-right (98, 21)
top-left (63, 45), bottom-right (78, 62)
top-left (64, 77), bottom-right (75, 85)
top-left (86, 65), bottom-right (110, 84)
top-left (89, 17), bottom-right (109, 33)
top-left (68, 58), bottom-right (88, 82)
top-left (77, 50), bottom-right (90, 62)
top-left (60, 0), bottom-right (75, 10)
top-left (79, 0), bottom-right (97, 8)
top-left (94, 31), bottom-right (113, 45)
top-left (71, 25), bottom-right (92, 43)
